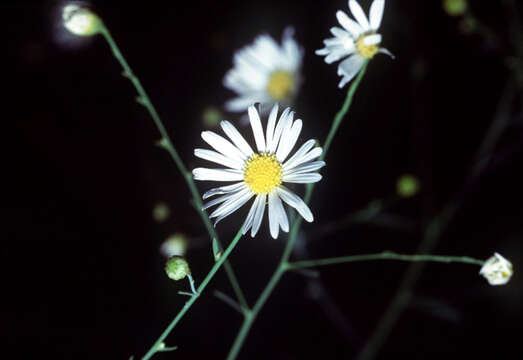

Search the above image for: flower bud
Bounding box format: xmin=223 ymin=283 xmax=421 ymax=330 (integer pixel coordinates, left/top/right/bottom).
xmin=153 ymin=202 xmax=170 ymax=223
xmin=479 ymin=252 xmax=513 ymax=286
xmin=443 ymin=0 xmax=467 ymax=17
xmin=160 ymin=233 xmax=188 ymax=258
xmin=62 ymin=4 xmax=102 ymax=37
xmin=165 ymin=256 xmax=190 ymax=281
xmin=396 ymin=174 xmax=420 ymax=198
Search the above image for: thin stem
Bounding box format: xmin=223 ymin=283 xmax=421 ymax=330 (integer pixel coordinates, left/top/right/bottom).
xmin=142 ymin=229 xmax=244 ymax=360
xmin=226 ymin=63 xmax=370 ymax=360
xmin=214 ymin=290 xmax=246 ymax=315
xmin=357 ymin=69 xmax=516 ymax=360
xmin=288 ymin=251 xmax=484 ymax=271
xmin=187 ymin=274 xmax=198 ymax=295
xmin=321 ymin=60 xmax=369 ymax=159
xmin=99 ymin=24 xmax=248 ymax=310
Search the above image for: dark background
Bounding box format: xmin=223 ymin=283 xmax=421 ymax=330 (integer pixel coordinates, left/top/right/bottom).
xmin=4 ymin=0 xmax=522 ymax=359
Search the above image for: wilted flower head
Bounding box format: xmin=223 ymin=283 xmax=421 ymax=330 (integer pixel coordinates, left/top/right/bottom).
xmin=479 ymin=252 xmax=513 ymax=286
xmin=224 ymin=28 xmax=303 ymax=113
xmin=62 ymin=4 xmax=102 ymax=36
xmin=316 ymin=0 xmax=393 ymax=88
xmin=193 ymin=104 xmax=324 ymax=239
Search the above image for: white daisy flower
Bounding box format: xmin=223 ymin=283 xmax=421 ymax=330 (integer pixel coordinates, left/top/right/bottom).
xmin=316 ymin=0 xmax=393 ymax=88
xmin=479 ymin=252 xmax=514 ymax=286
xmin=223 ymin=28 xmax=304 ymax=114
xmin=193 ymin=104 xmax=324 ymax=239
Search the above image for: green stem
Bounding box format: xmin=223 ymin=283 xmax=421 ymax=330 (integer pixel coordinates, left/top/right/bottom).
xmin=99 ymin=25 xmax=248 ymax=310
xmin=356 ymin=66 xmax=516 ymax=360
xmin=226 ymin=62 xmax=370 ymax=360
xmin=321 ymin=60 xmax=369 ymax=159
xmin=287 ymin=251 xmax=484 ymax=270
xmin=142 ymin=229 xmax=244 ymax=360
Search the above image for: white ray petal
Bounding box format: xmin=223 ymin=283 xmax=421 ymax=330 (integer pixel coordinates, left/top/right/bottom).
xmin=282 ymin=139 xmax=317 ymax=170
xmin=369 ymin=0 xmax=385 ymax=30
xmin=336 ymin=10 xmax=363 ymax=38
xmin=325 ymin=47 xmax=353 ymax=64
xmin=269 ymin=108 xmax=292 ymax=154
xmin=268 ymin=191 xmax=280 ymax=239
xmin=194 ymin=149 xmax=243 ymax=170
xmin=241 ymin=196 xmax=258 ymax=234
xmin=203 ymin=191 xmax=239 ymax=211
xmin=276 ymin=119 xmax=302 ymax=162
xmin=337 ymin=54 xmax=365 ymax=88
xmin=201 ymin=131 xmax=246 ymax=163
xmin=283 ymin=173 xmax=323 ymax=184
xmin=265 ymin=103 xmax=279 ymax=151
xmin=349 ymin=0 xmax=371 ymax=30
xmin=330 ymin=26 xmax=351 ymax=39
xmin=224 ymin=95 xmax=260 ymax=112
xmin=274 ymin=192 xmax=289 ymax=232
xmin=210 ymin=188 xmax=253 ymax=223
xmin=284 ymin=146 xmax=323 ymax=171
xmin=277 ymin=186 xmax=313 ymax=222
xmin=203 ymin=182 xmax=246 ymax=200
xmin=363 ymin=34 xmax=382 ymax=46
xmin=379 ymin=47 xmax=395 ymax=59
xmin=220 ymin=120 xmax=254 ymax=158
xmin=248 ymin=106 xmax=266 ymax=152
xmin=283 ymin=160 xmax=326 ymax=176
xmin=251 ymin=193 xmax=266 ymax=237
xmin=193 ymin=168 xmax=244 ymax=181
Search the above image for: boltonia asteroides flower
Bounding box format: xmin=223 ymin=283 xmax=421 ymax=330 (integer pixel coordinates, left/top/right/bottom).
xmin=316 ymin=0 xmax=393 ymax=88
xmin=193 ymin=104 xmax=324 ymax=239
xmin=223 ymin=28 xmax=303 ymax=113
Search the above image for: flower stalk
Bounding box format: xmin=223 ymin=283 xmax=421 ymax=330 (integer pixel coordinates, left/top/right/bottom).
xmin=98 ymin=23 xmax=248 ymax=310
xmin=226 ymin=58 xmax=369 ymax=360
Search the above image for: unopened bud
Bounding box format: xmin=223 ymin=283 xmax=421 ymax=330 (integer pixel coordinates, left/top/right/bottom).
xmin=62 ymin=4 xmax=102 ymax=36
xmin=396 ymin=174 xmax=420 ymax=198
xmin=165 ymin=256 xmax=190 ymax=281
xmin=443 ymin=0 xmax=467 ymax=17
xmin=160 ymin=233 xmax=188 ymax=258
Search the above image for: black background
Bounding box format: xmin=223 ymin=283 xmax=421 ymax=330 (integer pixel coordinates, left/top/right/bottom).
xmin=4 ymin=0 xmax=522 ymax=359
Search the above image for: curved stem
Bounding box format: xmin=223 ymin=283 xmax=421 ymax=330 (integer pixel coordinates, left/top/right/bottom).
xmin=226 ymin=63 xmax=370 ymax=360
xmin=142 ymin=229 xmax=244 ymax=360
xmin=287 ymin=251 xmax=484 ymax=270
xmin=99 ymin=24 xmax=248 ymax=310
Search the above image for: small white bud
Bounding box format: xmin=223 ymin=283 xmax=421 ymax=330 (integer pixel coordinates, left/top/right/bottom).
xmin=479 ymin=252 xmax=514 ymax=286
xmin=62 ymin=4 xmax=102 ymax=36
xmin=160 ymin=233 xmax=188 ymax=258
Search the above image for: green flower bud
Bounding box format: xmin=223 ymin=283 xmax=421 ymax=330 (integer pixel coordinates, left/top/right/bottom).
xmin=202 ymin=107 xmax=222 ymax=128
xmin=165 ymin=256 xmax=191 ymax=281
xmin=443 ymin=0 xmax=467 ymax=17
xmin=153 ymin=202 xmax=170 ymax=223
xmin=397 ymin=174 xmax=420 ymax=198
xmin=62 ymin=4 xmax=102 ymax=37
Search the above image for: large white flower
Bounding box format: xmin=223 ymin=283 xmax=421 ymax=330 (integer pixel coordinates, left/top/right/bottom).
xmin=193 ymin=104 xmax=324 ymax=239
xmin=223 ymin=28 xmax=303 ymax=113
xmin=316 ymin=0 xmax=393 ymax=88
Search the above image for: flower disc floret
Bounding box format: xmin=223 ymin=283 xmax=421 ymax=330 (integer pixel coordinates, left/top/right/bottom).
xmin=356 ymin=35 xmax=378 ymax=58
xmin=266 ymin=71 xmax=295 ymax=101
xmin=243 ymin=153 xmax=283 ymax=194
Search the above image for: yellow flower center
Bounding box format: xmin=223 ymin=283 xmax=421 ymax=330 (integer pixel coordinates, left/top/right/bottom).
xmin=243 ymin=153 xmax=282 ymax=194
xmin=266 ymin=70 xmax=295 ymax=101
xmin=356 ymin=35 xmax=379 ymax=59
